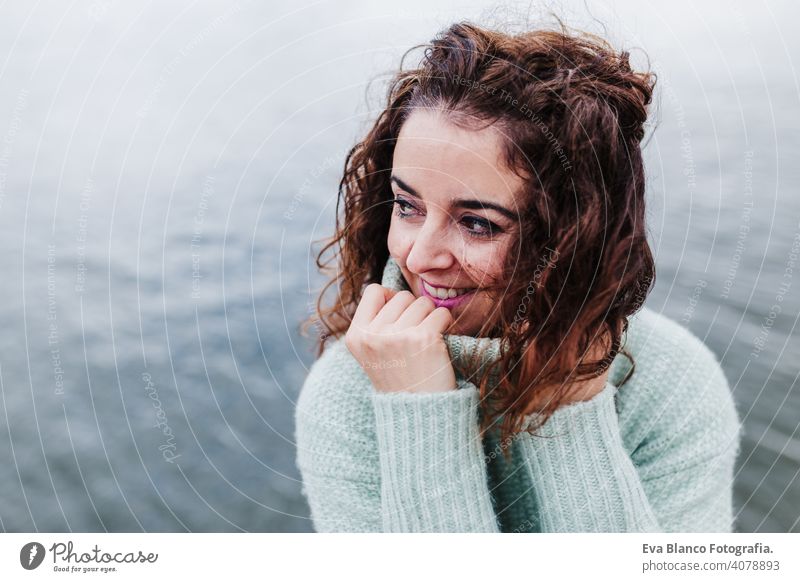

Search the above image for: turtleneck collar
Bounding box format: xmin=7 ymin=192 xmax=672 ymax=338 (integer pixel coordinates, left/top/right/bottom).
xmin=380 ymin=256 xmax=505 ymax=385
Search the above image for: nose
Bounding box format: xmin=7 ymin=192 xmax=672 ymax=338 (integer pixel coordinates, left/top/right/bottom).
xmin=404 ymin=214 xmax=456 ymax=274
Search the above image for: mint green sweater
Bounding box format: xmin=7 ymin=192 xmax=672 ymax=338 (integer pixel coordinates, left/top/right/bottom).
xmin=295 ymin=257 xmax=742 ymax=532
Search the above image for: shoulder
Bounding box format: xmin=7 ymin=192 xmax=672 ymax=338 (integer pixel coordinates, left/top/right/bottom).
xmin=612 ymin=307 xmax=741 ymax=462
xmin=623 ymin=307 xmax=729 ymax=389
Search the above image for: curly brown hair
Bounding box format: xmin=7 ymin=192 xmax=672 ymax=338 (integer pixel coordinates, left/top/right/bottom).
xmin=302 ymin=20 xmax=656 ymax=453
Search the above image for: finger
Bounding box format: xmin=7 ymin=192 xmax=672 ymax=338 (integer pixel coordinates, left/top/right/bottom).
xmin=351 ymin=284 xmax=392 ymax=330
xmin=371 ymin=290 xmax=416 ymax=326
xmin=395 ymin=295 xmax=437 ymax=327
xmin=420 ymin=306 xmax=454 ymax=335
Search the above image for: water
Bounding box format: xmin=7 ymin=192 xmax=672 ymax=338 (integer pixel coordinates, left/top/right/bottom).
xmin=0 ymin=0 xmax=797 ymax=532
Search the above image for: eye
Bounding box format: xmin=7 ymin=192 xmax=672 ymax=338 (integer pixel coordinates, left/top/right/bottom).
xmin=461 ymin=215 xmax=500 ymax=238
xmin=392 ymin=196 xmax=418 ymax=218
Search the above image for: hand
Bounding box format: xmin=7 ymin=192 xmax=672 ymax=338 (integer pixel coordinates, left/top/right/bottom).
xmin=345 ymin=283 xmax=457 ymax=394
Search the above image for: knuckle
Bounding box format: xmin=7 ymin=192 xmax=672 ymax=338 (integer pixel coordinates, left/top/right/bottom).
xmin=397 ymin=290 xmax=415 ymax=302
xmin=412 ymin=327 xmax=438 ymax=345
xmin=362 ymin=283 xmax=382 ymax=301
xmin=431 ymin=305 xmax=450 ymax=319
xmin=417 ymin=295 xmax=436 ymax=309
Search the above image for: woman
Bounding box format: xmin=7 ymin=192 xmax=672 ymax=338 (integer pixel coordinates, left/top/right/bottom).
xmin=295 ymin=21 xmax=741 ymax=532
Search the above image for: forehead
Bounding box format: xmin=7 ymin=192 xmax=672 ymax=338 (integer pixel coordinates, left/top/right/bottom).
xmin=392 ymin=109 xmax=524 ymax=208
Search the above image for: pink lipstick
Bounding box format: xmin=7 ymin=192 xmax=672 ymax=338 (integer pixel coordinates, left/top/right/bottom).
xmin=419 ymin=280 xmax=477 ymax=309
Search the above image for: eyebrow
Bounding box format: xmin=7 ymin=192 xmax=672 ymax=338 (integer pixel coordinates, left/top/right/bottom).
xmin=390 ymin=175 xmax=518 ymax=221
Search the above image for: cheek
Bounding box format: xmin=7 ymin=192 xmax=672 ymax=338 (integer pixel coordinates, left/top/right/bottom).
xmin=462 ymin=244 xmax=508 ymax=286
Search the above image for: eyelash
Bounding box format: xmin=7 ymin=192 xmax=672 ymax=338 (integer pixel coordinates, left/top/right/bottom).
xmin=392 ymin=196 xmax=501 ymax=239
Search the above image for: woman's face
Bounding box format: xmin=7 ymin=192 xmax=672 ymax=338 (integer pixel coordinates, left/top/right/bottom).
xmin=387 ymin=108 xmax=526 ymax=336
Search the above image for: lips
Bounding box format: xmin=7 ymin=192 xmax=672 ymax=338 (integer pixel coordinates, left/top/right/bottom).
xmin=419 ymin=278 xmax=477 ymax=309
xmin=421 ymin=279 xmax=475 ymax=299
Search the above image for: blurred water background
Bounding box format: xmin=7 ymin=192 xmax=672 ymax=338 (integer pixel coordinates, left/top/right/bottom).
xmin=0 ymin=0 xmax=797 ymax=532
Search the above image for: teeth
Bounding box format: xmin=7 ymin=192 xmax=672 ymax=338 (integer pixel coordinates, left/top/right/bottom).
xmin=423 ymin=280 xmax=474 ymax=300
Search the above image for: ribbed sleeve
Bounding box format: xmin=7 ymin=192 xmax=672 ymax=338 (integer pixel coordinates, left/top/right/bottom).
xmin=517 ymin=381 xmax=661 ymax=532
xmin=371 ymin=380 xmax=501 ymax=532
xmin=294 ymin=342 xmax=383 ymax=532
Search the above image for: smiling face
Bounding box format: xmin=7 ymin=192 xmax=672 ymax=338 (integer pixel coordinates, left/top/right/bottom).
xmin=387 ymin=108 xmax=526 ymax=336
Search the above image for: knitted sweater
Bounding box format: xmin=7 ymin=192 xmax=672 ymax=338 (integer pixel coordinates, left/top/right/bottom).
xmin=295 ymin=257 xmax=742 ymax=532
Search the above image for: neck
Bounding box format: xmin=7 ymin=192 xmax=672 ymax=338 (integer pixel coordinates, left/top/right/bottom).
xmin=380 ymin=256 xmax=504 ymax=385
